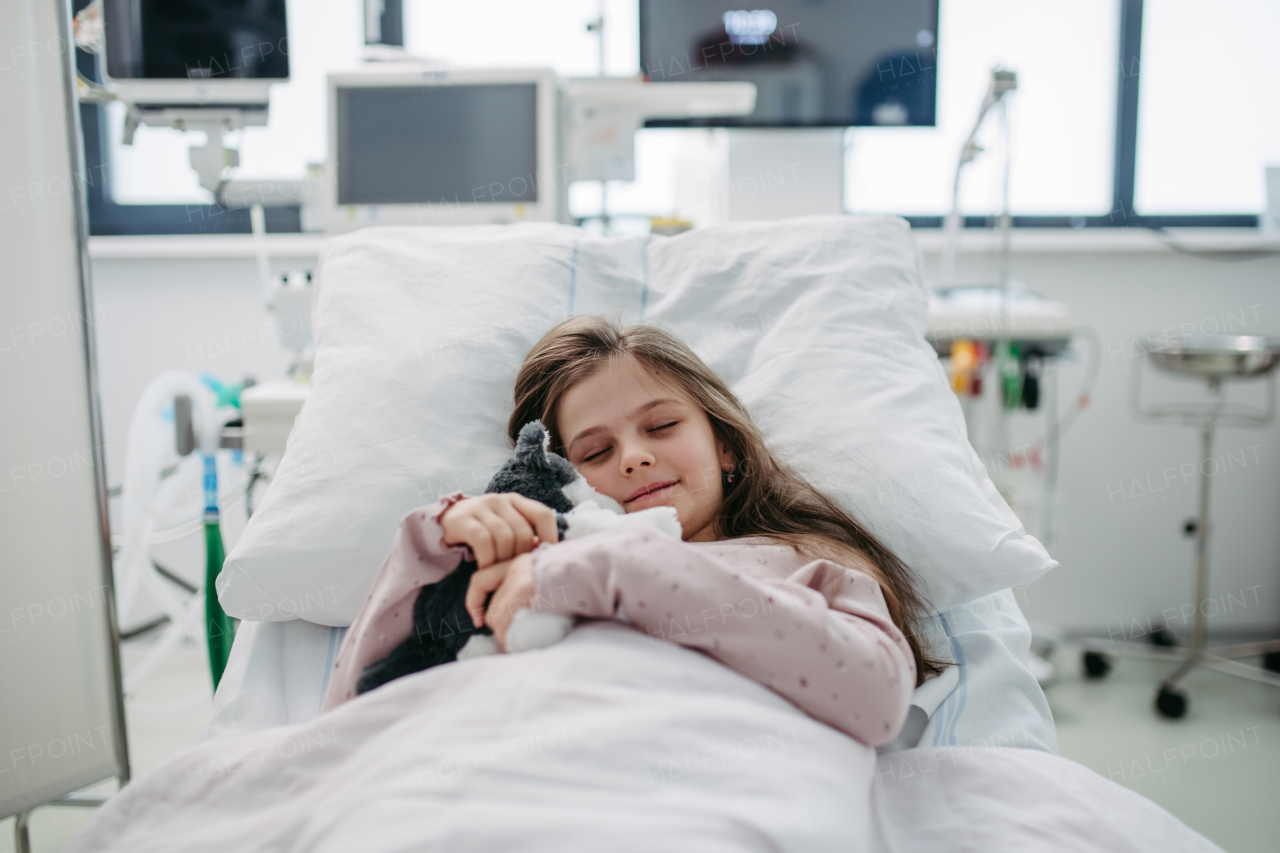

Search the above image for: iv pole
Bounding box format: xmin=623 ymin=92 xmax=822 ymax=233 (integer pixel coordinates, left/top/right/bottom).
xmin=940 ymin=67 xmax=1021 ymax=504
xmin=940 ymin=68 xmax=1018 ymax=288
xmin=586 ymin=0 xmax=610 ymax=233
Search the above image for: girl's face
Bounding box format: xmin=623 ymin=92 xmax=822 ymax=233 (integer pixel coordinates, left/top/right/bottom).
xmin=557 ymin=356 xmax=733 ymax=541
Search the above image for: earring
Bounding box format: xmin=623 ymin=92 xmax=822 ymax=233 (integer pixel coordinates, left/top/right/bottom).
xmin=721 ymin=469 xmax=735 ymax=486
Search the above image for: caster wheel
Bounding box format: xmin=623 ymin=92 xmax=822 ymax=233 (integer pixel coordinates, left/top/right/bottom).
xmin=1083 ymin=650 xmax=1111 ymax=679
xmin=1155 ymin=686 xmax=1187 ymax=719
xmin=1263 ymin=651 xmax=1280 ymax=673
xmin=1147 ymin=627 xmax=1178 ymax=647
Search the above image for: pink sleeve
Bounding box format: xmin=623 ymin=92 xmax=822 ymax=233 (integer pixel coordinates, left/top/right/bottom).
xmin=320 ymin=493 xmax=472 ymax=711
xmin=527 ymin=527 xmax=916 ymax=747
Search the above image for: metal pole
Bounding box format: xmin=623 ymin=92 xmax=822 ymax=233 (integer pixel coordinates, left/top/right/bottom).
xmin=13 ymin=792 xmax=114 ymax=852
xmin=1163 ymin=382 xmax=1218 ymax=688
xmin=1190 ymin=416 xmax=1214 ymax=658
xmin=59 ymin=0 xmax=132 ymax=785
xmin=15 ymin=811 xmax=31 ymax=853
xmin=1043 ymin=361 xmax=1059 ymax=544
xmin=589 ymin=1 xmax=608 ymax=234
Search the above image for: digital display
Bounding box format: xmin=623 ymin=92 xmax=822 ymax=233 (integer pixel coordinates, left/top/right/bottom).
xmin=337 ymin=84 xmax=539 ymax=206
xmin=640 ymin=0 xmax=938 ymax=126
xmin=105 ymin=0 xmax=289 ymax=80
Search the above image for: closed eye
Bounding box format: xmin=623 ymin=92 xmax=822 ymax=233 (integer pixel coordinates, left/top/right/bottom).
xmin=582 ymin=422 xmax=677 ymax=463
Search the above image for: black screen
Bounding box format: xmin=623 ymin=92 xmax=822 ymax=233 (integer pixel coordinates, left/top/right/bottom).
xmin=105 ymin=0 xmax=289 ymax=80
xmin=337 ymin=84 xmax=539 ymax=206
xmin=640 ymin=0 xmax=938 ymax=126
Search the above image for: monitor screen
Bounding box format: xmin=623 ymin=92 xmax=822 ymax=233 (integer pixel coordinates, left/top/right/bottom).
xmin=104 ymin=0 xmax=289 ymax=80
xmin=640 ymin=0 xmax=938 ymax=126
xmin=336 ymin=84 xmax=539 ymax=206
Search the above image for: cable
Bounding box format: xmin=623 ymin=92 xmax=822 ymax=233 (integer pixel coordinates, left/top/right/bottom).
xmin=110 ymin=491 xmax=247 ymax=551
xmin=995 ymin=326 xmax=1101 ymax=466
xmin=119 ymin=615 xmax=169 ymax=641
xmin=997 ymin=97 xmax=1013 ymax=295
xmin=244 ymin=452 xmax=271 ymax=518
xmin=1042 ymin=326 xmax=1101 ymax=451
xmin=108 ymin=464 xmax=178 ymax=498
xmin=76 ymin=72 xmax=116 ymax=104
xmin=151 ymin=560 xmax=198 ymax=594
xmin=941 ymin=68 xmax=1018 ymax=285
xmin=117 ymin=560 xmax=200 ymax=640
xmin=252 ymin=203 xmax=275 ymax=306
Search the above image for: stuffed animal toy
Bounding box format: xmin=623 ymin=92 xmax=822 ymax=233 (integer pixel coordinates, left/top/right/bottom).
xmin=356 ymin=420 xmax=682 ymax=695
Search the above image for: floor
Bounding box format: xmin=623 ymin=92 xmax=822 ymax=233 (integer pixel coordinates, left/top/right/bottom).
xmin=1045 ymin=641 xmax=1280 ymax=853
xmin=0 ymin=635 xmax=213 ymax=853
xmin=3 ymin=636 xmax=1278 ymax=852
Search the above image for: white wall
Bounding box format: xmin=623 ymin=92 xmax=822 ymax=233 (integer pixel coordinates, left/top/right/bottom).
xmin=90 ymin=239 xmax=315 ymax=615
xmin=916 ymin=232 xmax=1280 ymax=638
xmin=90 ymin=247 xmax=306 ymax=486
xmin=88 ymin=231 xmax=1280 ymax=637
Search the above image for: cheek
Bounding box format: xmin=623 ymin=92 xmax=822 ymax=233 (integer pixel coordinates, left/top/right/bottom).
xmin=579 ymin=467 xmax=616 ymax=497
xmin=667 ymin=440 xmax=722 ymax=497
xmin=670 ymin=434 xmax=719 ymax=475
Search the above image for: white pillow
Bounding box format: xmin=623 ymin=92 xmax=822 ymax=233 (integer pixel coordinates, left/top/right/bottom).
xmin=218 ymin=217 xmax=1055 ymax=626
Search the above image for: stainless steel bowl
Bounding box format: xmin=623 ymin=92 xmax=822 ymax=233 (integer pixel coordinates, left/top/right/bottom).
xmin=1149 ymin=335 xmax=1280 ymax=378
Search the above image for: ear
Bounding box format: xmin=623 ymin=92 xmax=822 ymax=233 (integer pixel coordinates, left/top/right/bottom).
xmin=716 ymin=437 xmax=735 ymax=471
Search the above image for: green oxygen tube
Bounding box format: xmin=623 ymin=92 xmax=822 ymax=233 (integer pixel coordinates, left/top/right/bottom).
xmin=996 ymin=341 xmax=1024 ymax=410
xmin=202 ymin=451 xmax=235 ymax=687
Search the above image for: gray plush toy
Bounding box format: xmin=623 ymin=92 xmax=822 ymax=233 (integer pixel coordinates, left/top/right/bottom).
xmin=356 ymin=420 xmax=681 ymax=695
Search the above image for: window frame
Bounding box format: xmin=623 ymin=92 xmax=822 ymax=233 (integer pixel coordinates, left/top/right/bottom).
xmin=79 ymin=0 xmax=1258 ymax=235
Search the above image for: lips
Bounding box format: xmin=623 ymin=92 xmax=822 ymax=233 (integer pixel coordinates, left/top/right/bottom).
xmin=625 ymin=480 xmax=679 ymax=504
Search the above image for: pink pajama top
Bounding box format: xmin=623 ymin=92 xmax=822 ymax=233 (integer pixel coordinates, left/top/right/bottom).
xmin=321 ymin=493 xmax=916 ymax=748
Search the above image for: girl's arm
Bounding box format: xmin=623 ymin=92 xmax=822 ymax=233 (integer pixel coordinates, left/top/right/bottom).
xmin=321 ymin=493 xmax=472 ymax=711
xmin=527 ymin=527 xmax=916 ymax=747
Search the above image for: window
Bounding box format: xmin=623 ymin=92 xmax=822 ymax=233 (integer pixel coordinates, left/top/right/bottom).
xmin=104 ymin=0 xmax=365 ymax=205
xmin=844 ymin=0 xmax=1119 ymax=217
xmin=83 ymin=0 xmax=1265 ymax=233
xmin=1134 ymin=0 xmax=1280 ymax=215
xmin=406 ymin=0 xmax=637 ymax=77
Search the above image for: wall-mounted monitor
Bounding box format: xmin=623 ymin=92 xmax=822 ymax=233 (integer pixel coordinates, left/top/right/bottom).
xmin=103 ymin=0 xmax=289 ymax=107
xmin=639 ymin=0 xmax=938 ymax=127
xmin=325 ymin=66 xmax=566 ymax=232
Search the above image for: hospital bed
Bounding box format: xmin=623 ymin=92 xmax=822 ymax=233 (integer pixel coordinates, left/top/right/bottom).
xmin=67 ymin=216 xmax=1219 ymax=853
xmin=204 ymin=588 xmax=1055 ymax=756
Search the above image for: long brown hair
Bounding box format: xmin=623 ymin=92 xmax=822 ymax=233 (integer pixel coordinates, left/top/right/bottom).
xmin=509 ymin=315 xmax=944 ymax=686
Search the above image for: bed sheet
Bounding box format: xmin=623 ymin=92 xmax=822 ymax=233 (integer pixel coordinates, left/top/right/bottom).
xmin=203 ymin=618 xmax=346 ymax=740
xmin=83 ymin=621 xmax=1218 ymax=853
xmin=203 ymin=586 xmax=1056 ymax=758
xmin=914 ymin=587 xmax=1057 ymax=753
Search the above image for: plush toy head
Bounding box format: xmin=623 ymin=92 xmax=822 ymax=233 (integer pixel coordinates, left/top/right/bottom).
xmin=485 ymin=420 xmax=577 ymax=515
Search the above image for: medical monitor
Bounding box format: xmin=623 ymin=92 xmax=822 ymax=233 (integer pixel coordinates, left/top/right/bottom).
xmin=102 ymin=0 xmax=288 ymax=107
xmin=639 ymin=0 xmax=938 ymax=127
xmin=325 ymin=66 xmax=565 ymax=232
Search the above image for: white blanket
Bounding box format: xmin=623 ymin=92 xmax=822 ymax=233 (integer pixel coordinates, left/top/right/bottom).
xmin=69 ymin=623 xmax=1218 ymax=853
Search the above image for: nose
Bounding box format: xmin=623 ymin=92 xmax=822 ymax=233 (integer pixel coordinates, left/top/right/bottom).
xmin=619 ymin=440 xmax=655 ymax=475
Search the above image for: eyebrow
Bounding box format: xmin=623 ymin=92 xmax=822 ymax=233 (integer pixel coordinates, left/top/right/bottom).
xmin=565 ymin=397 xmax=683 ymax=455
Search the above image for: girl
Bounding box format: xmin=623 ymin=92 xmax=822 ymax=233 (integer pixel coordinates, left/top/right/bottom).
xmin=324 ymin=316 xmax=941 ymax=746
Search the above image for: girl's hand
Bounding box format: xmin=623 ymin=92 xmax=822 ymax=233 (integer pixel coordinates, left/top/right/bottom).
xmin=440 ymin=493 xmax=559 ymax=568
xmin=465 ymin=552 xmax=536 ymax=650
